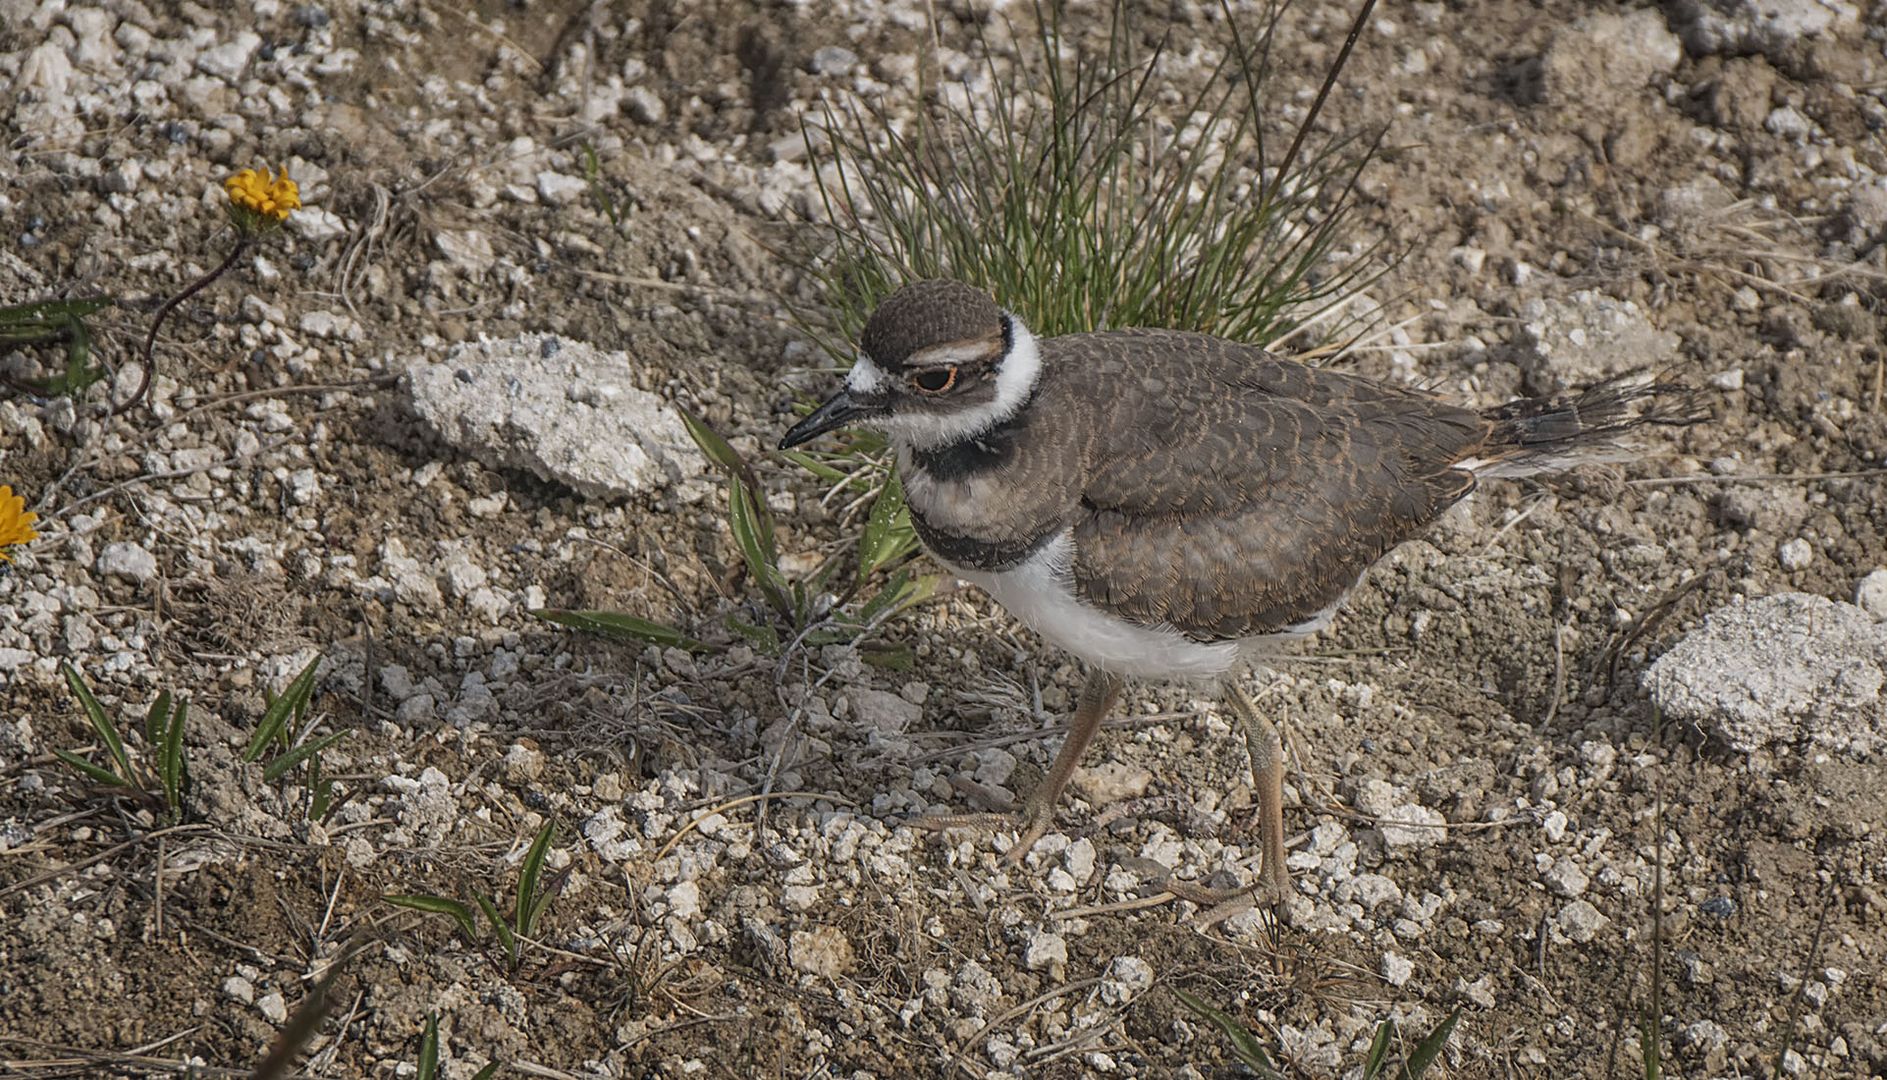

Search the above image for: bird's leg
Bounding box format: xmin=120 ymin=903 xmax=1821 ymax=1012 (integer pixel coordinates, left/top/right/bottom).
xmin=1221 ymin=676 xmax=1291 ymax=903
xmin=915 ymin=669 xmax=1124 ymax=865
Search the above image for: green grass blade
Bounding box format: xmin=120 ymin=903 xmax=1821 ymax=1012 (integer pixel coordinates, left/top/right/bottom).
xmin=385 ymin=895 xmax=481 ymax=942
xmin=515 ymin=820 xmax=556 ymax=937
xmin=60 ymin=662 xmax=132 ymax=782
xmin=471 ymin=1064 xmax=499 ymax=1080
xmin=1362 ymin=1018 xmax=1395 ymax=1079
xmin=529 ymin=608 xmax=702 ymax=651
xmin=476 ymin=894 xmax=518 ymax=968
xmin=1402 ymin=1009 xmax=1460 ymax=1079
xmin=1173 ymin=988 xmax=1278 ymax=1077
xmin=1640 ymin=1008 xmax=1663 ymax=1080
xmin=855 ymin=473 xmax=916 ymax=582
xmin=677 ymin=407 xmax=746 ymax=476
xmin=264 ymin=729 xmax=349 ymax=783
xmin=244 ymin=656 xmax=322 ymax=762
xmin=417 ymin=1012 xmax=440 ymax=1080
xmin=53 ymin=748 xmax=130 ymax=786
xmin=161 ymin=697 xmax=188 ymax=819
xmin=144 ymin=690 xmax=173 ymax=746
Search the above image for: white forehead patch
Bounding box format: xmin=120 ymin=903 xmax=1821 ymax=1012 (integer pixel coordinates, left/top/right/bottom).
xmin=846 ymin=354 xmax=888 ymax=395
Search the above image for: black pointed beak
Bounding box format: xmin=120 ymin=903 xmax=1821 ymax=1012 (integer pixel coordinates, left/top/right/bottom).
xmin=779 ymin=389 xmax=880 ymax=450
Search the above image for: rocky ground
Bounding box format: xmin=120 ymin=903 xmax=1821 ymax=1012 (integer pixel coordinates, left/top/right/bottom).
xmin=2 ymin=1 xmax=1885 ymax=1077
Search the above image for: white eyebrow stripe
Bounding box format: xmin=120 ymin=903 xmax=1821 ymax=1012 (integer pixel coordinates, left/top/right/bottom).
xmin=907 ymin=340 xmax=1002 ymax=368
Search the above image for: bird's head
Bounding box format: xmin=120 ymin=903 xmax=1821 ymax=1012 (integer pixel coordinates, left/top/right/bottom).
xmin=779 ymin=279 xmax=1042 ymax=452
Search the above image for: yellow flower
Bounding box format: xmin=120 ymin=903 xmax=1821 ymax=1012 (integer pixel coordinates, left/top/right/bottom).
xmin=0 ymin=485 xmax=38 ymax=562
xmin=224 ymin=165 xmax=301 ymax=228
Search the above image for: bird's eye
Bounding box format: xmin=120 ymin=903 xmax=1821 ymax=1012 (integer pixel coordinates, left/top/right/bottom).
xmin=911 ymin=366 xmax=958 ymax=394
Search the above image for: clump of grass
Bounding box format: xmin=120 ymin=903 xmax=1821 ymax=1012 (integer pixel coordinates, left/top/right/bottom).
xmin=386 ymin=819 xmax=560 ymax=975
xmin=0 ymin=297 xmax=115 ymax=399
xmin=54 ymin=661 xmax=191 ymax=822
xmin=242 ymin=654 xmax=351 ymax=823
xmin=800 ymin=0 xmax=1387 ymax=352
xmin=1175 ymin=987 xmax=1458 ymax=1078
xmin=534 ymin=411 xmax=932 ymax=664
xmin=55 ymin=655 xmax=350 ymax=826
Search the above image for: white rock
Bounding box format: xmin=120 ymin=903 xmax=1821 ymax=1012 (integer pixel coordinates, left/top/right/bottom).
xmin=1378 ymin=803 xmax=1447 ymax=849
xmin=1542 ymin=809 xmax=1569 ymax=842
xmin=847 ymin=687 xmax=920 ymax=733
xmin=1852 ymin=570 xmax=1887 ymax=620
xmin=1543 ymin=856 xmax=1590 ymax=898
xmin=666 ymin=880 xmax=701 ymax=921
xmin=1071 ymin=759 xmax=1152 ymax=805
xmin=96 ymin=542 xmax=158 ymax=585
xmin=1381 ymin=952 xmax=1415 ymax=987
xmin=1644 ymin=593 xmax=1887 ymax=754
xmin=255 ymin=990 xmax=288 ymax=1024
xmin=196 ymin=31 xmax=262 ymax=81
xmin=221 ymin=975 xmax=256 ymax=1004
xmin=287 ymin=206 xmax=347 ymax=243
xmin=1674 ymin=0 xmax=1856 ymax=60
xmin=625 ymin=86 xmax=665 ymax=123
xmin=1099 ymin=955 xmax=1153 ymax=1005
xmin=1553 ymin=899 xmax=1610 ymax=944
xmin=536 ymin=170 xmax=587 ymax=206
xmin=788 ymin=926 xmax=853 ymax=978
xmin=1516 ymin=292 xmax=1678 ymax=391
xmin=1777 ymin=538 xmax=1814 ymax=572
xmin=404 ymin=334 xmax=707 ymax=501
xmin=1023 ymin=930 xmax=1068 ymax=977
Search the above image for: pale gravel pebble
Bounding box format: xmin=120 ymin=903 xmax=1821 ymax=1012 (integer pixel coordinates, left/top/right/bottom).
xmin=1381 ymin=951 xmax=1415 ymax=987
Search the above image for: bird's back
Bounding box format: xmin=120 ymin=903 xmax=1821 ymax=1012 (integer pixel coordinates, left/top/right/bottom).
xmin=1043 ymin=329 xmax=1488 ymax=641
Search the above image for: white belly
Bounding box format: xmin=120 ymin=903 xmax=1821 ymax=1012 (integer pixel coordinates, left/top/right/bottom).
xmin=946 ymin=532 xmax=1245 ymax=680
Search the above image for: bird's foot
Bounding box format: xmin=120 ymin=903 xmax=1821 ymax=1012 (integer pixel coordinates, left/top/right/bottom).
xmin=910 ymin=804 xmax=1058 ymax=866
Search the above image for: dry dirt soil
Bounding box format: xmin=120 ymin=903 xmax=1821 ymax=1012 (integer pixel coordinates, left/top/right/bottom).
xmin=2 ymin=1 xmax=1885 ymax=1078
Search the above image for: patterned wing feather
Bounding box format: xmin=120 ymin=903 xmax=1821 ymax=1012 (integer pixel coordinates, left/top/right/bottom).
xmin=1059 ymin=330 xmax=1485 ymax=640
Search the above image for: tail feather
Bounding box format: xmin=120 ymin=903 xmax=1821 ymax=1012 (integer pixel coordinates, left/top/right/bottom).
xmin=1458 ymin=373 xmax=1706 ymax=479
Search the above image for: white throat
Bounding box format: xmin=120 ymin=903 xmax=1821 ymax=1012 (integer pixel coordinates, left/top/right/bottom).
xmin=850 ymin=315 xmax=1044 ymax=453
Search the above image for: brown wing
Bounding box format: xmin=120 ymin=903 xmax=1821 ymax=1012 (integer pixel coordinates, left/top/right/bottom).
xmin=1059 ymin=330 xmax=1486 ymax=640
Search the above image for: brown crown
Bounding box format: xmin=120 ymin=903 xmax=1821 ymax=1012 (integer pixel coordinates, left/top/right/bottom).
xmin=859 ymin=280 xmax=1003 ymax=369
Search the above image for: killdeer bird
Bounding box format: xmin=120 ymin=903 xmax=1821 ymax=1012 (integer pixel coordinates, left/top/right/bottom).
xmin=781 ymin=279 xmax=1697 ymax=895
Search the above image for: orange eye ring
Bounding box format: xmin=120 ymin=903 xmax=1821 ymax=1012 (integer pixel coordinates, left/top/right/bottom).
xmin=911 ymin=366 xmax=959 ymax=394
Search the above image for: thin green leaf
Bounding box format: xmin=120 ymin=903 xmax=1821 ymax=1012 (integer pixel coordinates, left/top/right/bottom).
xmin=161 ymin=697 xmax=188 ymax=819
xmin=860 ymin=645 xmax=916 ymax=671
xmin=1173 ymin=988 xmax=1278 ymax=1077
xmin=61 ymin=662 xmax=132 ymax=782
xmin=725 ymin=616 xmax=780 ymax=653
xmin=264 ymin=729 xmax=349 ymax=783
xmin=678 ymin=407 xmax=746 ymax=476
xmin=1402 ymin=1009 xmax=1460 ymax=1079
xmin=417 ymin=1012 xmax=440 ymax=1080
xmin=515 ymin=820 xmax=556 ymax=938
xmin=53 ymin=748 xmax=129 ymax=786
xmin=385 ymin=895 xmax=481 ymax=942
xmin=476 ymin=894 xmax=518 ymax=968
xmin=529 ymin=608 xmax=703 ymax=651
xmin=779 ymin=450 xmax=849 ymax=482
xmin=1362 ymin=1018 xmax=1395 ymax=1079
xmin=855 ymin=474 xmax=916 ymax=581
xmin=472 ymin=1065 xmax=500 ymax=1080
xmin=244 ymin=656 xmax=322 ymax=762
xmin=1639 ymin=1008 xmax=1662 ymax=1080
xmin=145 ymin=690 xmax=173 ymax=746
